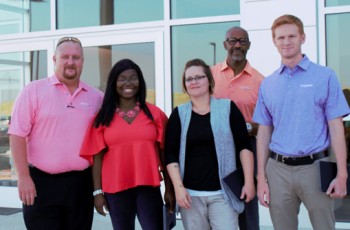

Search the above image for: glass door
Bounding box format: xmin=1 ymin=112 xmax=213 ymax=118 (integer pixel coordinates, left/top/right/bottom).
xmin=80 ymin=31 xmax=165 ymax=108
xmin=0 ymin=31 xmax=165 ymax=208
xmin=0 ymin=40 xmax=52 ymax=208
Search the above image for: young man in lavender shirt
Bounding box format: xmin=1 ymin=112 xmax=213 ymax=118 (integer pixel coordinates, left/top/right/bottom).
xmin=253 ymin=14 xmax=349 ymax=230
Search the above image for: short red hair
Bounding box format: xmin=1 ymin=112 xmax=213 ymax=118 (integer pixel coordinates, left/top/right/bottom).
xmin=271 ymin=14 xmax=304 ymax=38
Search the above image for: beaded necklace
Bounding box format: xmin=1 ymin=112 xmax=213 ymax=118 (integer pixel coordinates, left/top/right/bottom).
xmin=115 ymin=102 xmax=140 ymax=118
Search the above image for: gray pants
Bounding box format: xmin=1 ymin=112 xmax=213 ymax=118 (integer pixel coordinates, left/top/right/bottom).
xmin=266 ymin=158 xmax=335 ymax=230
xmin=180 ymin=194 xmax=238 ymax=230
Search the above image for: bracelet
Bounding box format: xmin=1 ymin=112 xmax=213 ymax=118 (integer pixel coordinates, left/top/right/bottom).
xmin=93 ymin=189 xmax=104 ymax=197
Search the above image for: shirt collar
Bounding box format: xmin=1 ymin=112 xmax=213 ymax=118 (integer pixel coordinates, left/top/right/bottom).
xmin=223 ymin=60 xmax=253 ymax=77
xmin=278 ymin=54 xmax=311 ymax=74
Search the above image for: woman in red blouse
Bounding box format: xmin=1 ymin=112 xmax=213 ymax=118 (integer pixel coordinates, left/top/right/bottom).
xmin=80 ymin=59 xmax=174 ymax=230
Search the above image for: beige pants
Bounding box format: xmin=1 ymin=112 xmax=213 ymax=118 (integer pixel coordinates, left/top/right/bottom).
xmin=180 ymin=194 xmax=238 ymax=230
xmin=266 ymin=158 xmax=335 ymax=230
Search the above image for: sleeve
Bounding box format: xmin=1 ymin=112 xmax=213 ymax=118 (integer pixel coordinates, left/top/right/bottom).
xmin=164 ymin=107 xmax=182 ymax=165
xmin=252 ymin=81 xmax=273 ymax=126
xmin=230 ymin=101 xmax=252 ymax=167
xmin=325 ymin=70 xmax=350 ymax=120
xmin=8 ymin=85 xmax=36 ymax=137
xmin=154 ymin=107 xmax=168 ymax=149
xmin=79 ymin=121 xmax=107 ymax=164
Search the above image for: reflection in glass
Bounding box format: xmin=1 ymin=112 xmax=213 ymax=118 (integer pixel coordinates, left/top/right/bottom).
xmin=326 ymin=13 xmax=350 ymax=222
xmin=171 ymin=22 xmax=239 ymax=107
xmin=0 ymin=50 xmax=47 ymax=186
xmin=325 ymin=13 xmax=350 ymax=89
xmin=334 ymin=197 xmax=350 ymax=222
xmin=0 ymin=0 xmax=50 ymax=35
xmin=81 ymin=43 xmax=156 ymax=103
xmin=171 ymin=0 xmax=239 ymax=19
xmin=325 ymin=0 xmax=350 ymax=7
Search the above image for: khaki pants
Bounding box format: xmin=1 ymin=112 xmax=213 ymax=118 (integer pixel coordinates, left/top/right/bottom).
xmin=266 ymin=158 xmax=335 ymax=230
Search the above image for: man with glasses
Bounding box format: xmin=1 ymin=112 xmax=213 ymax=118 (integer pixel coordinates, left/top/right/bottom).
xmin=8 ymin=36 xmax=103 ymax=229
xmin=211 ymin=26 xmax=263 ymax=230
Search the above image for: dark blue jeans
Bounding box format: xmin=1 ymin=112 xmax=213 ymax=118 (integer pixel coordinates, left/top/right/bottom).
xmin=105 ymin=186 xmax=163 ymax=230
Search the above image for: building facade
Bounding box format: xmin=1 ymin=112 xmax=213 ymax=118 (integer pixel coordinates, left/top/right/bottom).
xmin=0 ymin=0 xmax=349 ymax=228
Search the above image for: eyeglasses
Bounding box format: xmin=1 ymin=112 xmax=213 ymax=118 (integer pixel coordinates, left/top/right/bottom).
xmin=56 ymin=37 xmax=82 ymax=48
xmin=117 ymin=77 xmax=139 ymax=84
xmin=185 ymin=75 xmax=206 ymax=83
xmin=225 ymin=37 xmax=249 ymax=46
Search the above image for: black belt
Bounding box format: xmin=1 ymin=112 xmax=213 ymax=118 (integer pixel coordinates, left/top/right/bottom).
xmin=270 ymin=150 xmax=328 ymax=166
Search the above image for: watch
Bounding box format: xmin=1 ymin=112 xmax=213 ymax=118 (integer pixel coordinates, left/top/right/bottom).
xmin=246 ymin=122 xmax=252 ymax=133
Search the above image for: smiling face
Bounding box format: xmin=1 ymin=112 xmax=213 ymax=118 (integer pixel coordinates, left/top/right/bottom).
xmin=184 ymin=65 xmax=210 ymax=98
xmin=116 ymin=69 xmax=140 ymax=103
xmin=224 ymin=27 xmax=251 ymax=64
xmin=273 ymin=23 xmax=305 ymax=66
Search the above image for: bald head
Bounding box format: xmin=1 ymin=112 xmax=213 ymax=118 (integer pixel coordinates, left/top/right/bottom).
xmin=225 ymin=27 xmax=249 ymax=40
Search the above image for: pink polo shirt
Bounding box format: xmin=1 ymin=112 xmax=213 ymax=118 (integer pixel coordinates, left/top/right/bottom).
xmin=8 ymin=75 xmax=103 ymax=174
xmin=211 ymin=61 xmax=264 ymax=122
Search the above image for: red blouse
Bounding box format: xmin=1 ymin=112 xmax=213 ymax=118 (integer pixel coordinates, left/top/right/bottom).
xmin=80 ymin=103 xmax=168 ymax=193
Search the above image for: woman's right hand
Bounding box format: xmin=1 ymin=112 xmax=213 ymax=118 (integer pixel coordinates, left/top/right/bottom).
xmin=94 ymin=194 xmax=108 ymax=216
xmin=175 ymin=185 xmax=192 ymax=209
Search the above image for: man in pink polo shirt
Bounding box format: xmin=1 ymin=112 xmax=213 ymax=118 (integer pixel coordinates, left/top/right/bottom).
xmin=211 ymin=27 xmax=264 ymax=230
xmin=8 ymin=37 xmax=103 ymax=230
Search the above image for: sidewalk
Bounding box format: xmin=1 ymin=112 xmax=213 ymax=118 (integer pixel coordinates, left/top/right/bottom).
xmin=0 ymin=212 xmax=186 ymax=230
xmin=0 ymin=211 xmax=301 ymax=230
xmin=1 ymin=206 xmax=349 ymax=230
xmin=2 ymin=211 xmax=350 ymax=230
xmin=0 ymin=211 xmax=279 ymax=230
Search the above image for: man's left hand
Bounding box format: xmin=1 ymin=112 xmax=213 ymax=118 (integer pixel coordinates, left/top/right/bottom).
xmin=327 ymin=176 xmax=347 ymax=198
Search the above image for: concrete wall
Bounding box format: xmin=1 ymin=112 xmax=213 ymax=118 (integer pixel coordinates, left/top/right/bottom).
xmin=241 ymin=0 xmax=317 ymax=77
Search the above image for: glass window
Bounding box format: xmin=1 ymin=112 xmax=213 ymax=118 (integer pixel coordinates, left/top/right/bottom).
xmin=0 ymin=0 xmax=50 ymax=35
xmin=57 ymin=0 xmax=163 ymax=29
xmin=171 ymin=0 xmax=239 ymax=19
xmin=326 ymin=13 xmax=350 ymax=222
xmin=171 ymin=22 xmax=239 ymax=107
xmin=0 ymin=50 xmax=47 ymax=186
xmin=325 ymin=0 xmax=350 ymax=7
xmin=81 ymin=43 xmax=156 ymax=103
xmin=57 ymin=0 xmax=100 ymax=29
xmin=325 ymin=13 xmax=350 ymax=89
xmin=335 ymin=197 xmax=350 ymax=222
xmin=114 ymin=0 xmax=163 ymax=23
xmin=30 ymin=1 xmax=50 ymax=31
